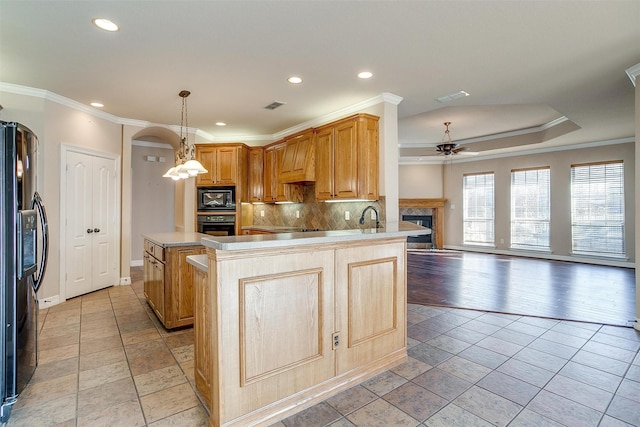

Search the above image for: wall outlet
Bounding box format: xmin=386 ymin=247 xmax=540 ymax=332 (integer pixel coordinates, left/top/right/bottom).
xmin=500 ymin=238 xmax=505 ymax=244
xmin=296 ymin=210 xmax=300 ymax=219
xmin=345 ymin=211 xmax=350 ymax=220
xmin=260 ymin=210 xmax=265 ymax=217
xmin=450 ymin=204 xmax=455 ymax=209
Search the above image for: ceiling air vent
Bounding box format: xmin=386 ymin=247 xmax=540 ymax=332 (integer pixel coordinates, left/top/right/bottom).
xmin=264 ymin=101 xmax=286 ymax=110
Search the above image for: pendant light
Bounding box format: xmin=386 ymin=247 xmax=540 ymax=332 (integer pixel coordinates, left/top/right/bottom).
xmin=163 ymin=90 xmax=208 ymax=180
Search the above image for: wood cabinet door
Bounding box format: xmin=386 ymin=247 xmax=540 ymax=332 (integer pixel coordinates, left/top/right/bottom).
xmin=195 ymin=146 xmax=216 ymax=186
xmin=143 ymin=253 xmax=152 ymax=299
xmin=263 ymin=147 xmax=276 ymax=202
xmin=314 ymin=127 xmax=334 ymax=200
xmin=214 ymin=249 xmax=335 ymax=422
xmin=248 ymin=148 xmax=264 ymax=202
xmin=215 ymin=146 xmax=237 ymax=185
xmin=168 ymin=246 xmax=205 ymax=327
xmin=194 ymin=266 xmax=212 ymax=409
xmin=151 ymin=259 xmax=165 ymax=322
xmin=274 ymin=144 xmax=288 ymax=201
xmin=334 ymin=241 xmax=406 ymax=374
xmin=333 ymin=120 xmax=359 ymax=199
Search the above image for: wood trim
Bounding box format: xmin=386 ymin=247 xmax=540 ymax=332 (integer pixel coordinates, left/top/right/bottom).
xmin=399 ymin=198 xmax=447 ymax=249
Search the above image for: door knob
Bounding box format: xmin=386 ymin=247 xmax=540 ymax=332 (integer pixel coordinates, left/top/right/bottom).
xmin=87 ymin=229 xmax=93 ymax=233
xmin=94 ymin=228 xmax=100 ymax=233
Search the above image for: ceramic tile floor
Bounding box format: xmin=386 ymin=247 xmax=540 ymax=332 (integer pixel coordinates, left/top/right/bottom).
xmin=4 ymin=272 xmax=640 ymax=426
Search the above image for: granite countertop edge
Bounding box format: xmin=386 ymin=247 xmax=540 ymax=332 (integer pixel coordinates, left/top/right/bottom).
xmin=204 ymin=221 xmax=430 ymax=251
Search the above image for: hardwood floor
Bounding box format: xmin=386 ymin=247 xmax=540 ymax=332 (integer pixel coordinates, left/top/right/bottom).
xmin=407 ymin=250 xmax=636 ymax=327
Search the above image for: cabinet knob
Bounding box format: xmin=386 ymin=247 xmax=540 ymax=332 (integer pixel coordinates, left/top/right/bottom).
xmin=87 ymin=229 xmax=93 ymax=234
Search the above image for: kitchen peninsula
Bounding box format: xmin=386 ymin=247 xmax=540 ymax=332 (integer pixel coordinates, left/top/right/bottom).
xmin=189 ymin=222 xmax=430 ymax=427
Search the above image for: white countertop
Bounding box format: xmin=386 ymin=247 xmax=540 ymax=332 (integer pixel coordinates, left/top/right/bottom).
xmin=202 ymin=221 xmax=430 ymax=251
xmin=186 ymin=254 xmax=208 ymax=273
xmin=143 ymin=232 xmax=209 ymax=247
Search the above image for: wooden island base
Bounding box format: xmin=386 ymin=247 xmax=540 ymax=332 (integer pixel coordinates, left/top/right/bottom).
xmin=189 ymin=225 xmax=430 ymax=427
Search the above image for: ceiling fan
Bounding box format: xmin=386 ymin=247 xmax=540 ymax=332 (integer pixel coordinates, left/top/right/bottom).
xmin=435 ymin=122 xmax=477 ymax=156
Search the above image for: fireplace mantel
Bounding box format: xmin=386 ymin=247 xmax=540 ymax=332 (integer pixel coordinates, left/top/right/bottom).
xmin=399 ymin=198 xmax=447 ymax=249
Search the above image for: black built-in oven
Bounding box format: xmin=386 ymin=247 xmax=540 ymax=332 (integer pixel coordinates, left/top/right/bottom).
xmin=197 ymin=214 xmax=236 ymax=236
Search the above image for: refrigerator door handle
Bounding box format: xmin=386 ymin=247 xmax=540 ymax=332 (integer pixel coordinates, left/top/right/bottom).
xmin=30 ymin=192 xmax=48 ymax=293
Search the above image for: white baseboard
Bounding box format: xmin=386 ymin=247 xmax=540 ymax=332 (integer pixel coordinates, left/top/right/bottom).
xmin=443 ymin=245 xmax=635 ymax=268
xmin=39 ymin=295 xmax=61 ymax=309
xmin=130 ymin=259 xmax=143 ymax=267
xmin=119 ymin=277 xmax=132 ymax=285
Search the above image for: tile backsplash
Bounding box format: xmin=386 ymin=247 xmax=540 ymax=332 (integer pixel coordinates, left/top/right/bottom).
xmin=250 ymin=186 xmax=385 ymax=230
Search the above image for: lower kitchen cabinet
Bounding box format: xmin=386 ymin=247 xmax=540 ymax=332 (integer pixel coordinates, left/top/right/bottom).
xmin=196 ymin=237 xmax=407 ymax=426
xmin=143 ymin=238 xmax=205 ymax=329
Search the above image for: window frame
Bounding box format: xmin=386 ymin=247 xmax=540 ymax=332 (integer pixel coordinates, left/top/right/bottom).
xmin=510 ymin=166 xmax=551 ymax=251
xmin=570 ymin=160 xmax=625 ymax=258
xmin=463 ymin=171 xmax=495 ymax=246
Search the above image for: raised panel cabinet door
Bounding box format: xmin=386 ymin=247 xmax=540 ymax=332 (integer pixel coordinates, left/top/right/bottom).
xmin=274 ymin=144 xmax=288 ymax=201
xmin=213 ymin=249 xmax=335 ymax=422
xmin=143 ymin=253 xmax=152 ymax=299
xmin=333 ymin=120 xmax=359 ymax=199
xmin=195 ymin=146 xmax=216 ymax=185
xmin=172 ymin=246 xmax=205 ymax=326
xmin=194 ymin=266 xmax=212 ymax=409
xmin=314 ymin=127 xmax=335 ymax=200
xmin=334 ymin=240 xmax=406 ymax=374
xmin=248 ymin=148 xmax=264 ymax=202
xmin=263 ymin=147 xmax=276 ymax=201
xmin=215 ymin=146 xmax=237 ymax=185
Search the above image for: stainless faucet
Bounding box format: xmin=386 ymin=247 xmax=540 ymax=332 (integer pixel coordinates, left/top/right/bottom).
xmin=359 ymin=206 xmax=380 ymax=228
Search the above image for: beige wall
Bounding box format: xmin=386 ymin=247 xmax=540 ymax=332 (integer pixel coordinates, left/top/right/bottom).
xmin=130 ymin=144 xmax=175 ymax=263
xmin=398 ymin=164 xmax=443 ymax=198
xmin=440 ymin=142 xmax=635 ymax=264
xmin=634 ymin=74 xmax=639 ymax=329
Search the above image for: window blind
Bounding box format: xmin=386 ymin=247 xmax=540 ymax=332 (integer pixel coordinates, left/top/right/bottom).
xmin=510 ymin=167 xmax=550 ymax=250
xmin=463 ymin=172 xmax=494 ymax=245
xmin=570 ymin=161 xmax=625 ymax=257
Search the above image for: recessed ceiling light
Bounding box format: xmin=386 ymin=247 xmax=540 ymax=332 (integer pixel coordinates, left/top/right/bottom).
xmin=358 ymin=71 xmax=373 ymax=79
xmin=287 ymin=76 xmax=303 ymax=84
xmin=92 ymin=18 xmax=119 ymax=32
xmin=215 ymin=122 xmax=226 ymax=126
xmin=90 ymin=102 xmax=104 ymax=108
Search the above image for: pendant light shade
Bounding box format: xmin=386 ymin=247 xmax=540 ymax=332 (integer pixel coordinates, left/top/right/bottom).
xmin=163 ymin=90 xmax=208 ymax=179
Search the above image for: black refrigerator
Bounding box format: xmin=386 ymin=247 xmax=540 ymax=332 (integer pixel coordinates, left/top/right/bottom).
xmin=0 ymin=121 xmax=48 ymax=422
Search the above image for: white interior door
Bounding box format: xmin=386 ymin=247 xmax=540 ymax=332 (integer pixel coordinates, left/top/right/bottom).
xmin=65 ymin=150 xmax=118 ymax=299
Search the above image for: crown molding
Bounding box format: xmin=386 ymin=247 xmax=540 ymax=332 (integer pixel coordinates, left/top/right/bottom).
xmin=398 ymin=116 xmax=571 ymax=148
xmin=272 ymin=92 xmax=403 ymax=140
xmin=1 ymin=82 xmax=399 ymax=144
xmin=626 ymin=63 xmax=640 ymax=87
xmin=399 ymin=136 xmax=634 ymax=165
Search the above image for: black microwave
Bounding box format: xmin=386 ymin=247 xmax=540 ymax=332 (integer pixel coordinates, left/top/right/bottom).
xmin=197 ymin=187 xmax=235 ymax=211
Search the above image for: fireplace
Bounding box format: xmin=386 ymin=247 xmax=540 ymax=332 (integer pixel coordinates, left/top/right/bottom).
xmin=399 ymin=198 xmax=446 ymax=249
xmin=402 ymin=215 xmax=433 ymax=245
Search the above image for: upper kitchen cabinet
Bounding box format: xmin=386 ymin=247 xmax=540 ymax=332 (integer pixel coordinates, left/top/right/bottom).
xmin=248 ymin=147 xmax=264 ymax=202
xmin=315 ymin=114 xmax=379 ymax=201
xmin=264 ymin=143 xmax=303 ymax=203
xmin=279 ymin=129 xmax=315 ymax=183
xmin=195 ymin=144 xmax=248 ymax=187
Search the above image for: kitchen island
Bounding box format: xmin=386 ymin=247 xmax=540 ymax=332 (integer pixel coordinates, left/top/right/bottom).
xmin=142 ymin=232 xmax=208 ymax=329
xmin=190 ymin=222 xmax=430 ymax=427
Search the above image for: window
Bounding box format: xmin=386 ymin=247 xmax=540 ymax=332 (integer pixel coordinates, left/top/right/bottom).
xmin=510 ymin=167 xmax=550 ymax=250
xmin=571 ymin=161 xmax=625 ymax=257
xmin=463 ymin=172 xmax=494 ymax=245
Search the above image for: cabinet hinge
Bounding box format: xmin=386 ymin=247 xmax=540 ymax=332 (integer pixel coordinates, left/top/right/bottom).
xmin=332 ymin=332 xmax=340 ymax=350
